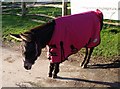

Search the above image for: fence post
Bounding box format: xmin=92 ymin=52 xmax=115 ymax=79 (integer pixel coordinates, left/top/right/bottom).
xmin=21 ymin=2 xmax=26 ymax=16
xmin=11 ymin=1 xmax=15 ymax=15
xmin=62 ymin=0 xmax=67 ymax=16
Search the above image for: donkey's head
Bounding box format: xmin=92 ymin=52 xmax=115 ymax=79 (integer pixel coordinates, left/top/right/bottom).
xmin=10 ymin=32 xmax=42 ymax=70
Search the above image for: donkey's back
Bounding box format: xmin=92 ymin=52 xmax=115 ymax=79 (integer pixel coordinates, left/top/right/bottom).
xmin=48 ymin=10 xmax=103 ymax=63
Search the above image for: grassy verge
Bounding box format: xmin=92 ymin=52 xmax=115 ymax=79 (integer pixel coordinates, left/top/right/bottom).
xmin=2 ymin=6 xmax=119 ymax=58
xmin=93 ymin=25 xmax=119 ymax=57
xmin=2 ymin=15 xmax=41 ymax=40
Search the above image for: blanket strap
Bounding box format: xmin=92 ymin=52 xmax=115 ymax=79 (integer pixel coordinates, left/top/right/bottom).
xmin=70 ymin=45 xmax=78 ymax=54
xmin=60 ymin=41 xmax=65 ymax=62
xmin=49 ymin=45 xmax=57 ymax=56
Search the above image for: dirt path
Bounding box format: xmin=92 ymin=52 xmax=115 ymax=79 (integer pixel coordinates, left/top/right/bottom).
xmin=1 ymin=44 xmax=120 ymax=87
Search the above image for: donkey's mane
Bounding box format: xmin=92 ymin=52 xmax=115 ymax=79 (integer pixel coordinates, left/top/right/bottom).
xmin=29 ymin=21 xmax=54 ymax=33
xmin=27 ymin=20 xmax=55 ymax=48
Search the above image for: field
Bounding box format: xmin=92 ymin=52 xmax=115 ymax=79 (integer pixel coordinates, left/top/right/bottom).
xmin=2 ymin=5 xmax=120 ymax=58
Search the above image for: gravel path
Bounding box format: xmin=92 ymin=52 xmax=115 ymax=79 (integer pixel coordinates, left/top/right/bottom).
xmin=1 ymin=45 xmax=120 ymax=87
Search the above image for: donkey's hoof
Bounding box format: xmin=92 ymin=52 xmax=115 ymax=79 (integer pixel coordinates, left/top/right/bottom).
xmin=80 ymin=63 xmax=83 ymax=67
xmin=48 ymin=75 xmax=52 ymax=77
xmin=48 ymin=73 xmax=52 ymax=77
xmin=81 ymin=65 xmax=87 ymax=69
xmin=53 ymin=75 xmax=57 ymax=78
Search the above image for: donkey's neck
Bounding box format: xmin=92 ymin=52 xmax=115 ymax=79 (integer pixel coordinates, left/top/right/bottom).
xmin=31 ymin=20 xmax=55 ymax=48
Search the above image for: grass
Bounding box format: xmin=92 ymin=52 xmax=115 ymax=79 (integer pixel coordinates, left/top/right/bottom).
xmin=28 ymin=7 xmax=62 ymax=17
xmin=93 ymin=25 xmax=120 ymax=57
xmin=2 ymin=15 xmax=41 ymax=40
xmin=27 ymin=6 xmax=71 ymax=17
xmin=2 ymin=6 xmax=119 ymax=58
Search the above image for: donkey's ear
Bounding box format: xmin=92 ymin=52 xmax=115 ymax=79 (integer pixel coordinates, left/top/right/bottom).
xmin=10 ymin=33 xmax=31 ymax=42
xmin=20 ymin=33 xmax=31 ymax=42
xmin=10 ymin=34 xmax=23 ymax=41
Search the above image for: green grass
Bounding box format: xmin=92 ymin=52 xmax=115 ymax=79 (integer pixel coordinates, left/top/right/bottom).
xmin=2 ymin=6 xmax=119 ymax=57
xmin=28 ymin=7 xmax=62 ymax=17
xmin=93 ymin=26 xmax=120 ymax=57
xmin=2 ymin=15 xmax=41 ymax=40
xmin=28 ymin=6 xmax=71 ymax=17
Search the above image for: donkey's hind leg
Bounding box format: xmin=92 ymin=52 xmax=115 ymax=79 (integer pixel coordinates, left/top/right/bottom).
xmin=80 ymin=47 xmax=88 ymax=67
xmin=82 ymin=47 xmax=94 ymax=68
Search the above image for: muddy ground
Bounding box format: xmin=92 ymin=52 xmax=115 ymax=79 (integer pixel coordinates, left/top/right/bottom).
xmin=1 ymin=42 xmax=120 ymax=88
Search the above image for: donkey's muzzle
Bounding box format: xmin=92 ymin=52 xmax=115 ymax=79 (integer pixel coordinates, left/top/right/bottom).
xmin=24 ymin=65 xmax=31 ymax=70
xmin=24 ymin=62 xmax=32 ymax=70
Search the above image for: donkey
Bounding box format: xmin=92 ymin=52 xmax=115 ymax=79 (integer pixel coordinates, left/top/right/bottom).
xmin=10 ymin=9 xmax=103 ymax=78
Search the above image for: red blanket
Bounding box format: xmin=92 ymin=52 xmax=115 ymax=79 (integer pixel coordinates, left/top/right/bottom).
xmin=47 ymin=9 xmax=103 ymax=63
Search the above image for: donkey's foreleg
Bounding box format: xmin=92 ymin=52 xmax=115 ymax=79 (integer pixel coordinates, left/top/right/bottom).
xmin=82 ymin=47 xmax=94 ymax=68
xmin=48 ymin=63 xmax=54 ymax=77
xmin=80 ymin=47 xmax=88 ymax=68
xmin=53 ymin=63 xmax=60 ymax=78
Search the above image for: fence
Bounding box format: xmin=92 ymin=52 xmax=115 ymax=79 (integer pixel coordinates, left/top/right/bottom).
xmin=2 ymin=2 xmax=119 ymax=26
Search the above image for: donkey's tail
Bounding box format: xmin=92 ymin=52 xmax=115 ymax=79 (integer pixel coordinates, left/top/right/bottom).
xmin=96 ymin=9 xmax=103 ymax=31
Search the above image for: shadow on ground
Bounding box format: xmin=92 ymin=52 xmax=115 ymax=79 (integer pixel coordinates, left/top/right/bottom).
xmin=88 ymin=59 xmax=120 ymax=69
xmin=56 ymin=76 xmax=120 ymax=87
